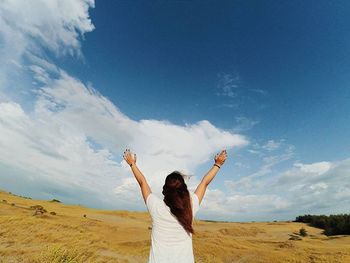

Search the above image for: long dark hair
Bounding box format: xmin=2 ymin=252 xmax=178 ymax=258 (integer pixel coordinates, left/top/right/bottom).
xmin=162 ymin=171 xmax=194 ymax=235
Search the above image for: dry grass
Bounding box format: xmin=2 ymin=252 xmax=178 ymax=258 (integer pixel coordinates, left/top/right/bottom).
xmin=1 ymin=189 xmax=349 ymax=263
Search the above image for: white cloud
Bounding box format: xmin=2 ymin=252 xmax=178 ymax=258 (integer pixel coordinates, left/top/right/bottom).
xmin=245 ymin=143 xmax=295 ymax=180
xmin=247 ymin=139 xmax=293 ymax=159
xmin=0 ymin=0 xmax=94 ymax=94
xmin=232 ymin=116 xmax=260 ymax=132
xmin=216 ymin=72 xmax=240 ymax=98
xmin=0 ymin=65 xmax=248 ymax=210
xmin=223 ymin=158 xmax=350 ymax=220
xmin=262 ymin=139 xmax=283 ymax=151
xmin=196 ymin=187 xmax=291 ymax=221
xmin=293 ymin=161 xmax=331 ymax=175
xmin=0 ymin=0 xmax=94 ymax=57
xmin=0 ymin=0 xmax=251 ymax=216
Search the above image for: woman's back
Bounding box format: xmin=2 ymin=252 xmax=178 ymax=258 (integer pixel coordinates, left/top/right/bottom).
xmin=146 ymin=192 xmax=200 ymax=263
xmin=123 ymin=149 xmax=227 ymax=262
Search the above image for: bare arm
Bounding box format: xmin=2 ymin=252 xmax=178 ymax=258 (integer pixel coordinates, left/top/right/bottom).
xmin=123 ymin=149 xmax=151 ymax=204
xmin=195 ymin=150 xmax=227 ymax=205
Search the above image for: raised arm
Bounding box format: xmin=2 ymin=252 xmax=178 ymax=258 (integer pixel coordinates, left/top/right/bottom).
xmin=123 ymin=149 xmax=151 ymax=204
xmin=195 ymin=150 xmax=227 ymax=205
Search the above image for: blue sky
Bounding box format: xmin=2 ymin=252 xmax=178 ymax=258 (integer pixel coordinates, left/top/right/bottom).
xmin=0 ymin=0 xmax=349 ymax=221
xmin=69 ymin=0 xmax=350 ymax=161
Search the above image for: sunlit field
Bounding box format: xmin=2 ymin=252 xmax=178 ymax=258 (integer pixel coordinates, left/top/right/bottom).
xmin=1 ymin=189 xmax=349 ymax=263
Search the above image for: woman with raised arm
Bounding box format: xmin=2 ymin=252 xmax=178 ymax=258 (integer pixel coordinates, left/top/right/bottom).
xmin=123 ymin=148 xmax=228 ymax=263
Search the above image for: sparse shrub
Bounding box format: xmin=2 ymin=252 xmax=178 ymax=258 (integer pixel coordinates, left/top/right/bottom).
xmin=2 ymin=199 xmax=7 ymax=203
xmin=50 ymin=211 xmax=57 ymax=215
xmin=83 ymin=214 xmax=87 ymax=218
xmin=11 ymin=203 xmax=15 ymax=206
xmin=31 ymin=205 xmax=47 ymax=216
xmin=279 ymin=241 xmax=294 ymax=248
xmin=148 ymin=226 xmax=152 ymax=230
xmin=30 ymin=205 xmax=44 ymax=210
xmin=289 ymin=234 xmax=302 ymax=241
xmin=17 ymin=194 xmax=32 ymax=199
xmin=51 ymin=199 xmax=61 ymax=203
xmin=37 ymin=245 xmax=90 ymax=262
xmin=33 ymin=210 xmax=44 ymax=216
xmin=299 ymin=227 xmax=308 ymax=237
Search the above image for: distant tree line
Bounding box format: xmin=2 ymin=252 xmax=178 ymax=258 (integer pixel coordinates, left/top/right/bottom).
xmin=295 ymin=214 xmax=350 ymax=236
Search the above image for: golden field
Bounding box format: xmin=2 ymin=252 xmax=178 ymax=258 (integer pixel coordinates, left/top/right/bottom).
xmin=0 ymin=189 xmax=349 ymax=263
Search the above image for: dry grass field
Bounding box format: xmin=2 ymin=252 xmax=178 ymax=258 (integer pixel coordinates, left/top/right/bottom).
xmin=0 ymin=189 xmax=349 ymax=263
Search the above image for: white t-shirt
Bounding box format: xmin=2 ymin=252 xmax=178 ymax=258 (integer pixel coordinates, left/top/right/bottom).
xmin=146 ymin=191 xmax=200 ymax=263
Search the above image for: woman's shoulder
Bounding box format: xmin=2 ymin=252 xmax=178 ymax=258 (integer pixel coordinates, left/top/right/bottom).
xmin=147 ymin=192 xmax=163 ymax=202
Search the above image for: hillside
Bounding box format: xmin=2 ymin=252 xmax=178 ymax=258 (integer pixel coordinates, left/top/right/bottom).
xmin=0 ymin=189 xmax=349 ymax=263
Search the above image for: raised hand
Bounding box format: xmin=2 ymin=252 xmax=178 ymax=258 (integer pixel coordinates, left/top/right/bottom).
xmin=123 ymin=149 xmax=151 ymax=203
xmin=123 ymin=148 xmax=136 ymax=166
xmin=214 ymin=150 xmax=227 ymax=167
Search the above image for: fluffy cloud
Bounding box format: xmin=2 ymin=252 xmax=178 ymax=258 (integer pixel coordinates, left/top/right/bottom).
xmin=0 ymin=0 xmax=250 ymax=216
xmin=0 ymin=64 xmax=248 ymax=210
xmin=197 ymin=188 xmax=290 ymax=221
xmin=293 ymin=161 xmax=331 ymax=175
xmin=0 ymin=0 xmax=94 ymax=95
xmin=0 ymin=0 xmax=94 ymax=57
xmin=262 ymin=139 xmax=283 ymax=151
xmin=223 ymin=158 xmax=350 ymax=220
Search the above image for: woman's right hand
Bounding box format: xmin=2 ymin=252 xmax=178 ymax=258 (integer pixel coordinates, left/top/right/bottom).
xmin=123 ymin=149 xmax=136 ymax=166
xmin=214 ymin=150 xmax=227 ymax=166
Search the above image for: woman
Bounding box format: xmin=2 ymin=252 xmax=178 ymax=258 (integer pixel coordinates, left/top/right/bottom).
xmin=123 ymin=148 xmax=228 ymax=263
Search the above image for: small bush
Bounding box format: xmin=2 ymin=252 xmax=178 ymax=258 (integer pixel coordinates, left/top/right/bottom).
xmin=37 ymin=245 xmax=90 ymax=263
xmin=11 ymin=203 xmax=15 ymax=206
xmin=289 ymin=234 xmax=302 ymax=241
xmin=50 ymin=199 xmax=61 ymax=203
xmin=30 ymin=205 xmax=45 ymax=210
xmin=50 ymin=211 xmax=57 ymax=215
xmin=299 ymin=227 xmax=308 ymax=237
xmin=2 ymin=199 xmax=7 ymax=203
xmin=31 ymin=205 xmax=47 ymax=216
xmin=18 ymin=194 xmax=32 ymax=199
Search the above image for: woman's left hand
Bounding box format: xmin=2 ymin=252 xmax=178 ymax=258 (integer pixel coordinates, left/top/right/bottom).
xmin=123 ymin=149 xmax=136 ymax=166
